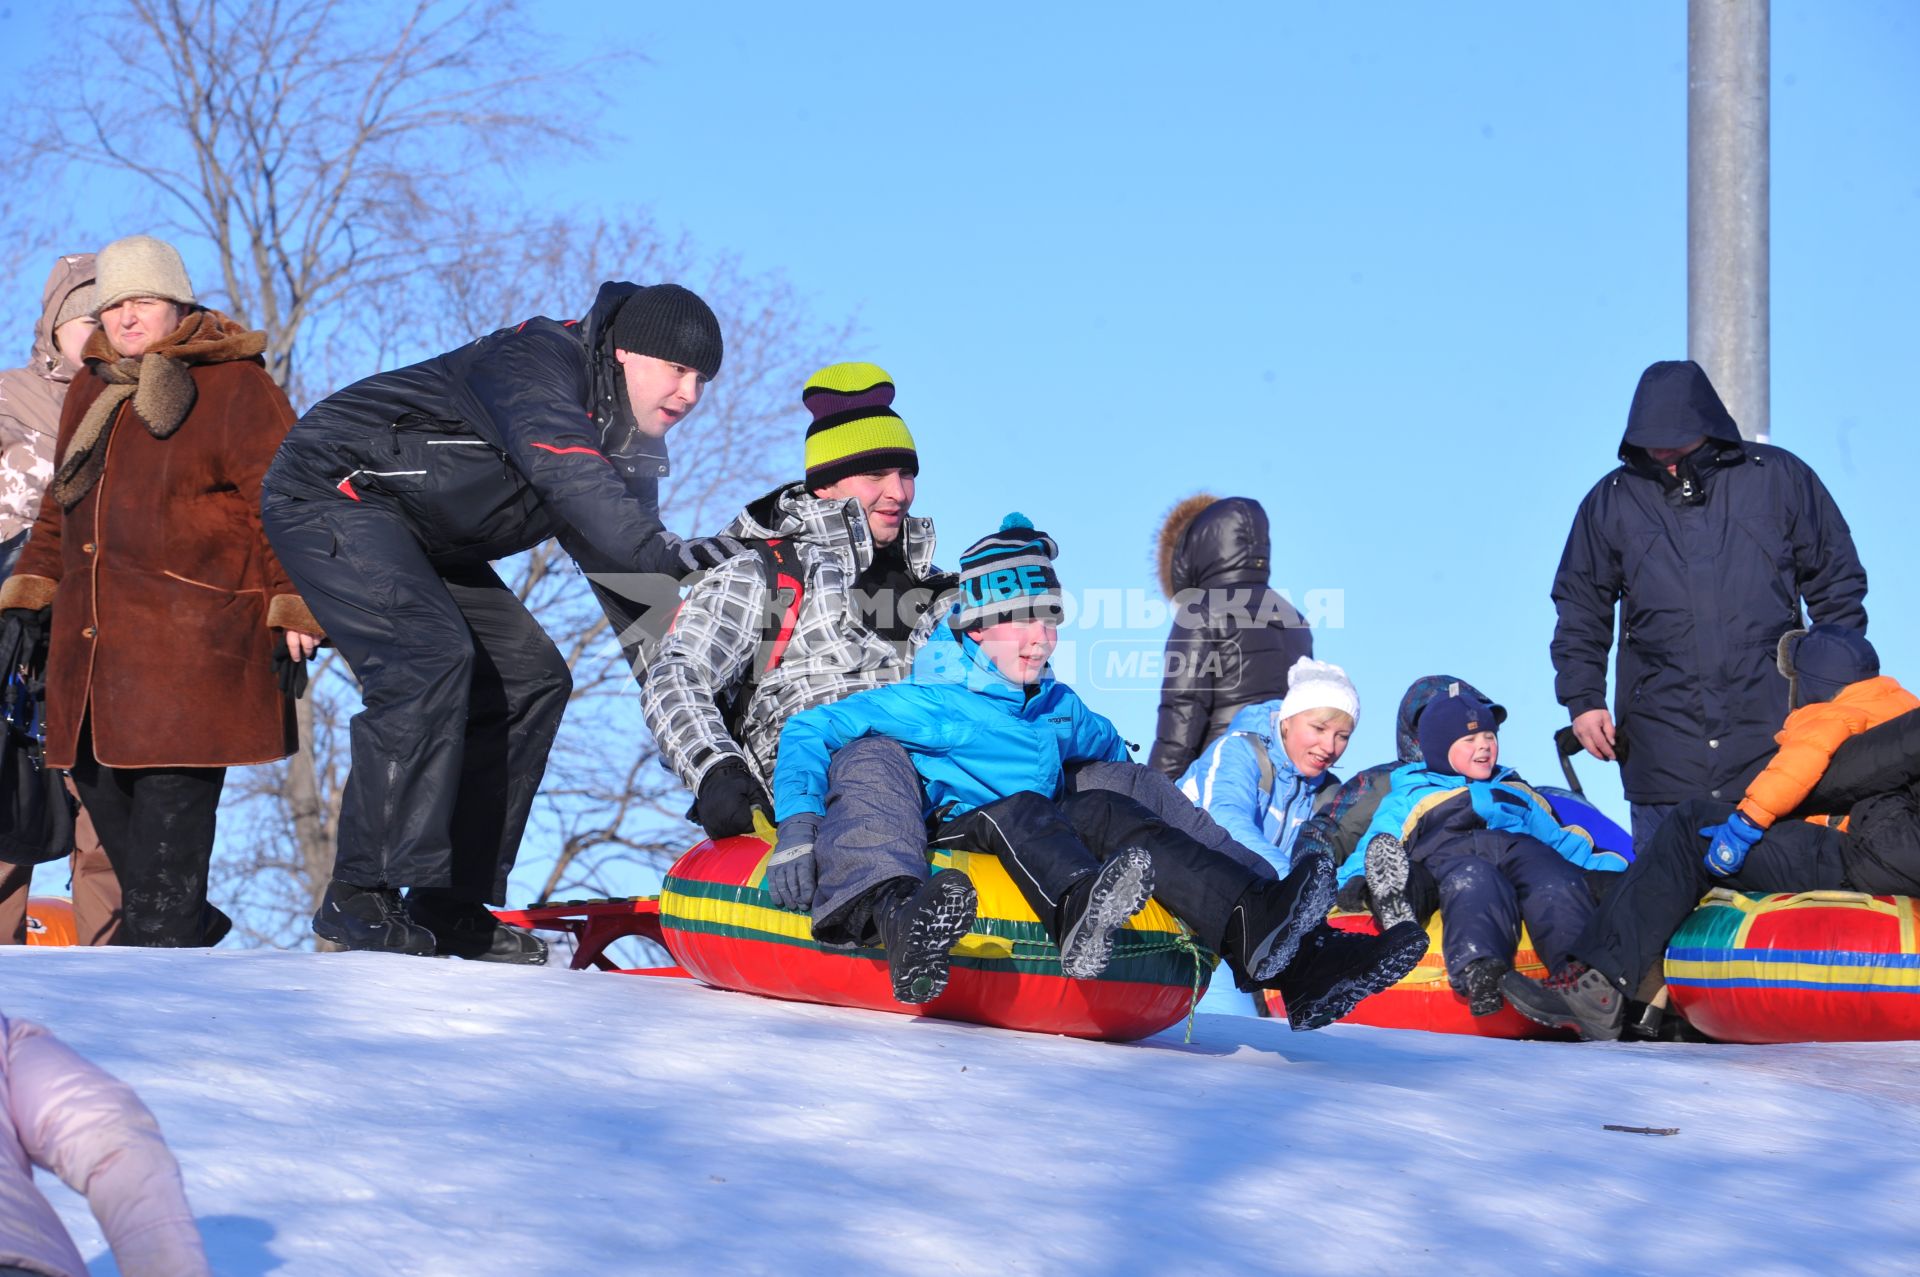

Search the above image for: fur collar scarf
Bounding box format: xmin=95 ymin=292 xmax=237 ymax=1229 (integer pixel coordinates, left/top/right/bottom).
xmin=53 ymin=309 xmax=267 ymax=510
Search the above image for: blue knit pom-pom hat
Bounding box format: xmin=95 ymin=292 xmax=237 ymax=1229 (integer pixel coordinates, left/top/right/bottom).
xmin=955 ymin=512 xmax=1064 ymax=630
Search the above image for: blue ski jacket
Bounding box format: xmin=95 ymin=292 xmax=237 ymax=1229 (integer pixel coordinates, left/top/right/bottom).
xmin=772 ymin=617 xmax=1128 ymax=822
xmin=1338 ymin=762 xmax=1628 ymax=886
xmin=1177 ymin=700 xmax=1335 ymax=876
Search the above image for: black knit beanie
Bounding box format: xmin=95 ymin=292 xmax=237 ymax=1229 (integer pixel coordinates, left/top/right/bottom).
xmin=611 ymin=284 xmax=724 ymax=381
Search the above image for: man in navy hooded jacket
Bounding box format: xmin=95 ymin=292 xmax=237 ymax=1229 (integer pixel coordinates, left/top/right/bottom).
xmin=1551 ymin=360 xmax=1867 ymax=847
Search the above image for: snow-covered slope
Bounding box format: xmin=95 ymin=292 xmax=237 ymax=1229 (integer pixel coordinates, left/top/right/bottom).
xmin=3 ymin=947 xmax=1914 ymax=1276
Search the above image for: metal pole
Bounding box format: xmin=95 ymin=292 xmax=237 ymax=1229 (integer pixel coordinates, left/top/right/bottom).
xmin=1688 ymin=0 xmax=1770 ymax=442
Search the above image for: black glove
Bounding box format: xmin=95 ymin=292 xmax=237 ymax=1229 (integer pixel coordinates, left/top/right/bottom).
xmin=692 ymin=758 xmax=772 ymax=841
xmin=272 ymin=643 xmax=310 ymax=700
xmin=675 ymin=534 xmax=749 ymax=574
xmin=0 ymin=607 xmax=51 ymax=682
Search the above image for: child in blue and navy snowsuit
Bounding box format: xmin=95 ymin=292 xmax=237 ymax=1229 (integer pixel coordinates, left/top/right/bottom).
xmin=771 ymin=515 xmax=1426 ymax=1025
xmin=1339 ymin=684 xmax=1628 ymax=1016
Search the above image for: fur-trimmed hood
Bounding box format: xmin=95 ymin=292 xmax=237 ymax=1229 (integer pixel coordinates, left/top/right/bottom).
xmin=1157 ymin=494 xmax=1270 ymax=598
xmin=1154 ymin=492 xmax=1217 ymax=598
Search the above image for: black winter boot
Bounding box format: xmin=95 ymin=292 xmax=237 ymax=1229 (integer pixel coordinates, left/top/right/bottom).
xmin=313 ymin=880 xmax=437 ymax=956
xmin=1057 ymin=847 xmax=1154 ymax=980
xmin=1269 ymin=921 xmax=1429 ymax=1031
xmin=878 ymin=869 xmax=978 ymax=1004
xmin=201 ymin=902 xmax=233 ymax=948
xmin=1364 ymin=834 xmax=1415 ymax=930
xmin=406 ymin=891 xmax=549 ymax=965
xmin=1456 ymin=956 xmax=1511 ymax=1017
xmin=1221 ymin=852 xmax=1335 ymax=984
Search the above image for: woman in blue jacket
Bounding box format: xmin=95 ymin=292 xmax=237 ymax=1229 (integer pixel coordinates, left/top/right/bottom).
xmin=1178 ymin=657 xmax=1356 ymax=876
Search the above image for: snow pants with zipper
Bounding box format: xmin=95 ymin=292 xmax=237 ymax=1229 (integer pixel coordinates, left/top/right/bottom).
xmin=260 ymin=491 xmax=570 ymax=903
xmin=1415 ymin=830 xmax=1596 ymax=983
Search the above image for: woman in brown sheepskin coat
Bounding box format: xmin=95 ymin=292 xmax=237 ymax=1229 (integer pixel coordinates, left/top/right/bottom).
xmin=1148 ymin=493 xmax=1314 ymax=779
xmin=0 ymin=235 xmax=320 ymax=947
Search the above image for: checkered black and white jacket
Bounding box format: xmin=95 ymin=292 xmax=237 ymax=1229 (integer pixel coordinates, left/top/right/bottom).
xmin=641 ymin=483 xmax=949 ymax=791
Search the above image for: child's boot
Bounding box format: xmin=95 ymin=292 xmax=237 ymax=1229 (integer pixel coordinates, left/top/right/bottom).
xmin=1455 ymin=956 xmax=1511 ymax=1017
xmin=1057 ymin=847 xmax=1154 ymax=979
xmin=1269 ymin=920 xmax=1429 ymax=1031
xmin=1221 ymin=852 xmax=1336 ymax=984
xmin=879 ymin=869 xmax=978 ymax=1005
xmin=1363 ymin=833 xmax=1415 ymax=929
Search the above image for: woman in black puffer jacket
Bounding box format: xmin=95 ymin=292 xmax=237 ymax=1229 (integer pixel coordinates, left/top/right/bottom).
xmin=1149 ymin=494 xmax=1313 ymax=778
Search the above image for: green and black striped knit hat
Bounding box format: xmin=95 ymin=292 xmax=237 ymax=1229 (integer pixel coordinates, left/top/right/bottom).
xmin=802 ymin=361 xmax=919 ymax=490
xmin=955 ymin=513 xmax=1064 ymax=630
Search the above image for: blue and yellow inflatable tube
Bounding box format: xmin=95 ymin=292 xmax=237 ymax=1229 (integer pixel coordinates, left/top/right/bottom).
xmin=657 ymin=836 xmax=1211 ymax=1042
xmin=1665 ymin=889 xmax=1920 ymax=1043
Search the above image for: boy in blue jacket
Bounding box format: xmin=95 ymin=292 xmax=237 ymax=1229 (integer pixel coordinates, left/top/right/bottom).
xmin=773 ymin=515 xmax=1427 ymax=1019
xmin=1340 ymin=684 xmax=1628 ymax=1016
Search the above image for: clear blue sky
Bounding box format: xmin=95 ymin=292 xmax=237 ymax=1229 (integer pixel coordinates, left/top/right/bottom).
xmin=4 ymin=1 xmax=1916 ymax=839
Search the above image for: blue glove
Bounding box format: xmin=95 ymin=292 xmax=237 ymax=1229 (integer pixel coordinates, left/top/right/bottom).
xmin=765 ymin=812 xmax=820 ymax=912
xmin=1700 ymin=810 xmax=1764 ymax=877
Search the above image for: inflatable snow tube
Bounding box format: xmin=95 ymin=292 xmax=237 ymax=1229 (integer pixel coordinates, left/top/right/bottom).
xmin=23 ymin=897 xmax=76 ymax=947
xmin=1537 ymin=789 xmax=1635 ymax=862
xmin=1260 ymin=910 xmax=1569 ymax=1038
xmin=1664 ymin=889 xmax=1920 ymax=1044
xmin=658 ymin=836 xmax=1209 ymax=1041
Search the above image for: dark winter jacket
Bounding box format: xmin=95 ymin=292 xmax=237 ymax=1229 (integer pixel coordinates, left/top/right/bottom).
xmin=1149 ymin=496 xmax=1312 ymax=778
xmin=264 ymin=282 xmax=689 ymax=575
xmin=1294 ymin=675 xmax=1501 ymax=876
xmin=1550 ymin=361 xmax=1867 ymax=804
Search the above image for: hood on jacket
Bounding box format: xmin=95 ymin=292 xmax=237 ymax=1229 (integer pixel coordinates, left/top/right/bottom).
xmin=730 ymin=481 xmax=940 ymax=578
xmin=583 ymin=280 xmax=671 ymax=478
xmin=910 ymin=609 xmax=1050 ymax=703
xmin=28 ymin=253 xmax=96 ymax=383
xmin=1162 ymin=495 xmax=1270 ymax=597
xmin=1155 ymin=491 xmax=1217 ymax=598
xmin=1618 ymin=359 xmax=1743 ymax=461
xmin=1394 ymin=674 xmax=1506 ymax=763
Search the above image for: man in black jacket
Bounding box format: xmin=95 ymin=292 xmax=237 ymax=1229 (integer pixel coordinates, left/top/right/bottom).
xmin=1551 ymin=360 xmax=1867 ymax=848
xmin=262 ymin=281 xmax=739 ymax=958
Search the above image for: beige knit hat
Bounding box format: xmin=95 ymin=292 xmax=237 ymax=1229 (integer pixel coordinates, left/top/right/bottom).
xmin=92 ymin=235 xmax=196 ymax=312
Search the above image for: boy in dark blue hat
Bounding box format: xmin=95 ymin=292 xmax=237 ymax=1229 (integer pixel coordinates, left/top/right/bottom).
xmin=1506 ymin=626 xmax=1920 ymax=1039
xmin=1343 ymin=684 xmax=1629 ymax=1017
xmin=771 ymin=514 xmax=1428 ymax=1020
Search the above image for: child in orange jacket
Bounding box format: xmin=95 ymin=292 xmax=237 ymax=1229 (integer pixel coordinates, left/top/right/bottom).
xmin=1504 ymin=625 xmax=1920 ymax=1040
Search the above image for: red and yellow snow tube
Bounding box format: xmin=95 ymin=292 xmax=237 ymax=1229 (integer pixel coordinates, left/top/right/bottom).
xmin=658 ymin=836 xmax=1209 ymax=1041
xmin=23 ymin=897 xmax=76 ymax=947
xmin=1664 ymin=889 xmax=1920 ymax=1043
xmin=1261 ymin=910 xmax=1568 ymax=1038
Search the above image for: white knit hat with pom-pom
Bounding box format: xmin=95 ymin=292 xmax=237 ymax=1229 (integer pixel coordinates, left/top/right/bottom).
xmin=1278 ymin=656 xmax=1359 ymax=727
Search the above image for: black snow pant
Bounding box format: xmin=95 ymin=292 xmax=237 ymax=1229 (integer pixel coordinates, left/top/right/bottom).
xmin=1576 ymin=796 xmax=1920 ymax=994
xmin=1415 ymin=830 xmax=1595 ymax=983
xmin=260 ymin=492 xmax=571 ymax=902
xmin=808 ymin=746 xmax=1270 ymax=945
xmin=930 ymin=789 xmax=1261 ymax=952
xmin=69 ymin=718 xmax=225 ymax=948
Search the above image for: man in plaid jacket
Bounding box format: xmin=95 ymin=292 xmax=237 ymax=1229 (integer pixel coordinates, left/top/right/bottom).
xmin=641 ymin=363 xmax=954 ymax=942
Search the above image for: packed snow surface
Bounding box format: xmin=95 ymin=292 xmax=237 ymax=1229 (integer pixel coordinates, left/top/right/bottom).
xmin=3 ymin=947 xmax=1914 ymax=1275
